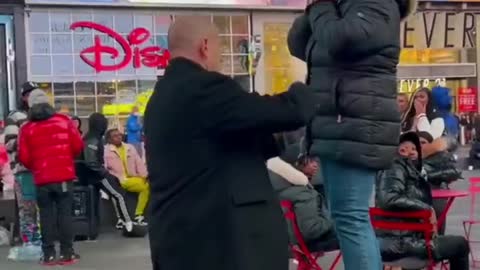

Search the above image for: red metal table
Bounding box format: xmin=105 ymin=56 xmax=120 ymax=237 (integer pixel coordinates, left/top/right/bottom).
xmin=431 ymin=189 xmax=469 ymax=230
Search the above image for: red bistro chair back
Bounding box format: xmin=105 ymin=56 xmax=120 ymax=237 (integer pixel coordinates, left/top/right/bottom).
xmin=463 ymin=177 xmax=480 ymax=267
xmin=467 ymin=177 xmax=480 ymax=220
xmin=369 ymin=207 xmax=437 ymax=270
xmin=280 ymin=200 xmax=341 ymax=270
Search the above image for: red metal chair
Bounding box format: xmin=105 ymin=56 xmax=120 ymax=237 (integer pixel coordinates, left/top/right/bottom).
xmin=463 ymin=177 xmax=480 ymax=267
xmin=280 ymin=200 xmax=342 ymax=270
xmin=369 ymin=207 xmax=447 ymax=270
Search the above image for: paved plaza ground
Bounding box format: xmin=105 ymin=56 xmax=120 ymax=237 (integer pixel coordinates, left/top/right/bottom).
xmin=0 ymin=157 xmax=478 ymax=269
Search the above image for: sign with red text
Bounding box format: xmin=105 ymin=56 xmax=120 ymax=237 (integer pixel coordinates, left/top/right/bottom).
xmin=70 ymin=21 xmax=170 ymax=73
xmin=458 ymin=87 xmax=478 ymax=112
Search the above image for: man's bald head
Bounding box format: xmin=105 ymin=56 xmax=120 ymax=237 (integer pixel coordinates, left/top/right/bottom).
xmin=168 ymin=16 xmax=221 ymax=72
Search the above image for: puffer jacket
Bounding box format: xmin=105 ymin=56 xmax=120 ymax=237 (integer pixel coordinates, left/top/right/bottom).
xmin=76 ymin=113 xmax=110 ymax=185
xmin=18 ymin=103 xmax=83 ymax=186
xmin=424 ymin=152 xmax=462 ymax=187
xmin=267 ymin=158 xmax=333 ymax=242
xmin=422 ymin=137 xmax=461 ymax=186
xmin=375 ymin=157 xmax=434 ymax=261
xmin=4 ymin=110 xmax=28 ymax=174
xmin=287 ymin=0 xmax=417 ymax=169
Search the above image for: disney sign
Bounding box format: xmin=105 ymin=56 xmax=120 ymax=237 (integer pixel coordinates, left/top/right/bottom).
xmin=70 ymin=21 xmax=170 ymax=73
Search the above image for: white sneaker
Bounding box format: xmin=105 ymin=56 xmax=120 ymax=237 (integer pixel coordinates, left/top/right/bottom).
xmin=134 ymin=216 xmax=148 ymax=226
xmin=124 ymin=221 xmax=134 ymax=232
xmin=116 ymin=220 xmax=125 ymax=230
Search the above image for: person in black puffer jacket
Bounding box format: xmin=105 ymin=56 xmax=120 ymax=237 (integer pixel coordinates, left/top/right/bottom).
xmin=418 ymin=131 xmax=462 ymax=236
xmin=376 ymin=132 xmax=469 ymax=270
xmin=76 ymin=113 xmax=135 ymax=232
xmin=419 ymin=131 xmax=462 ymax=188
xmin=287 ymin=1 xmax=417 ymax=269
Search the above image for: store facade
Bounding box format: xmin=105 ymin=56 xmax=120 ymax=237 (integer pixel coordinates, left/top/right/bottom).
xmin=24 ymin=0 xmax=304 ymax=126
xmin=23 ymin=0 xmax=480 ymax=125
xmin=0 ymin=0 xmax=27 ymax=124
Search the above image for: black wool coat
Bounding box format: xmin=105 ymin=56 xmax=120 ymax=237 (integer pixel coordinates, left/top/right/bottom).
xmin=144 ymin=58 xmax=315 ymax=270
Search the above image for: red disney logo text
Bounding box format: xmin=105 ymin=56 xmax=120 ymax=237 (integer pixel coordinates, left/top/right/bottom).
xmin=70 ymin=21 xmax=170 ymax=73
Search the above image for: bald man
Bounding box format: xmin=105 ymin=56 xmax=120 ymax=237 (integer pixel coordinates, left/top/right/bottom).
xmin=144 ymin=17 xmax=316 ymax=270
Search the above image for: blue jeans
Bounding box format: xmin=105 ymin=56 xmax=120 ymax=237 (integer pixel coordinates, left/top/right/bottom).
xmin=321 ymin=160 xmax=382 ymax=270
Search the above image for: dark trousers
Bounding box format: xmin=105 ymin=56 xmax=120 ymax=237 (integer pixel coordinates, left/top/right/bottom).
xmin=37 ymin=182 xmax=74 ymax=256
xmin=99 ymin=175 xmax=132 ymax=223
xmin=432 ymin=198 xmax=447 ymax=235
xmin=434 ymin=235 xmax=470 ymax=270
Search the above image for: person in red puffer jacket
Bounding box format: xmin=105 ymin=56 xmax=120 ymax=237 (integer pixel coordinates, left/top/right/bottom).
xmin=18 ymin=89 xmax=83 ymax=266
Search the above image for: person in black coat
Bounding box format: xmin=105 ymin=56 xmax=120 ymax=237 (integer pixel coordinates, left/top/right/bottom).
xmin=144 ymin=17 xmax=317 ymax=270
xmin=418 ymin=131 xmax=462 ymax=235
xmin=287 ymin=1 xmax=417 ymax=269
xmin=376 ymin=132 xmax=469 ymax=270
xmin=76 ymin=113 xmax=135 ymax=232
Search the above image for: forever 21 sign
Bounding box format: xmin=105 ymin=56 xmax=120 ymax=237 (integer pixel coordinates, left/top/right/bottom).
xmin=70 ymin=21 xmax=171 ymax=73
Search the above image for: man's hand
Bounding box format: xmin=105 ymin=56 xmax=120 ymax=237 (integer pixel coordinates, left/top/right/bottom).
xmin=414 ymin=99 xmax=426 ymax=115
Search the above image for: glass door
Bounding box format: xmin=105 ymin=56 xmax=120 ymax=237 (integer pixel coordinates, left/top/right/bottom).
xmin=0 ymin=15 xmax=15 ymax=125
xmin=251 ymin=12 xmax=306 ymax=95
xmin=0 ymin=22 xmax=8 ymax=124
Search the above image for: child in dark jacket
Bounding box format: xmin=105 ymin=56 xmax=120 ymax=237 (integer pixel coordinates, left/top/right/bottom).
xmin=376 ymin=132 xmax=469 ymax=270
xmin=268 ymin=156 xmax=337 ymax=250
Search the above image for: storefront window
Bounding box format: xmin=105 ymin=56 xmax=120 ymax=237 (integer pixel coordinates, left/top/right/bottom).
xmin=263 ymin=23 xmax=296 ymax=95
xmin=398 ymin=47 xmax=473 ymax=112
xmin=28 ymin=9 xmax=252 ymax=124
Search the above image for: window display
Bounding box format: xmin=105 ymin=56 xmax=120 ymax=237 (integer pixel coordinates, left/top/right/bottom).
xmin=28 ymin=9 xmax=252 ymax=125
xmin=262 ymin=23 xmax=296 ymax=95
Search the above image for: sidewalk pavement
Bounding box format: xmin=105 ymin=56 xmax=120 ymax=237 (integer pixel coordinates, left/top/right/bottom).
xmin=0 ymin=168 xmax=477 ymax=270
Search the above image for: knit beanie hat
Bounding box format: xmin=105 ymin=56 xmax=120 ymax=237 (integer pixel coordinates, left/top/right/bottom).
xmin=27 ymin=89 xmax=50 ymax=107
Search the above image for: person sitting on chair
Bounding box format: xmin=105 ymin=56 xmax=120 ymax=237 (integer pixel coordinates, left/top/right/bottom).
xmin=418 ymin=131 xmax=462 ymax=236
xmin=375 ymin=132 xmax=469 ymax=270
xmin=104 ymin=128 xmax=149 ymax=226
xmin=267 ymin=156 xmax=336 ymax=250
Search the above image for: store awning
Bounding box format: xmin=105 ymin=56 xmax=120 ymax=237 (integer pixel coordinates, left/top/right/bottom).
xmin=397 ymin=63 xmax=477 ymax=79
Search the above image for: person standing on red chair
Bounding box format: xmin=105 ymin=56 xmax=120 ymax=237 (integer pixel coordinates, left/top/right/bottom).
xmin=288 ymin=0 xmax=418 ymax=269
xmin=18 ymin=89 xmax=83 ymax=266
xmin=375 ymin=132 xmax=469 ymax=269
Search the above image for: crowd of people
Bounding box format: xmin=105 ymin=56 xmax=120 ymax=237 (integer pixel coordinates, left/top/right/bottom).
xmin=0 ymin=0 xmax=475 ymax=269
xmin=0 ymin=82 xmax=150 ymax=265
xmin=142 ymin=0 xmax=470 ymax=269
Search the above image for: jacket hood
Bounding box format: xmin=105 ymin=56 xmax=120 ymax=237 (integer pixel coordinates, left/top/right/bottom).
xmin=431 ymin=86 xmax=452 ymax=111
xmin=267 ymin=157 xmax=309 ymax=186
xmin=86 ymin=113 xmax=108 ymax=138
xmin=422 ymin=138 xmax=448 ymax=159
xmin=28 ymin=103 xmax=56 ymax=121
xmin=396 ymin=0 xmax=418 ymax=21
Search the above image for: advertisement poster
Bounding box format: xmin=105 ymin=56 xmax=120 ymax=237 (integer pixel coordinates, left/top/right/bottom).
xmin=458 ymin=87 xmax=478 ymax=112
